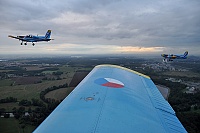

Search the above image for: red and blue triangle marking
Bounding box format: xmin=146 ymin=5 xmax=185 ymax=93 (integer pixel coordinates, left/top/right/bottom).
xmin=95 ymin=78 xmax=124 ymax=88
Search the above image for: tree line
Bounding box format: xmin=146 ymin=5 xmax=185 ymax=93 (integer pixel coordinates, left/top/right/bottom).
xmin=152 ymin=77 xmax=200 ymax=133
xmin=0 ymin=97 xmax=17 ymax=103
xmin=0 ymin=83 xmax=69 ymax=127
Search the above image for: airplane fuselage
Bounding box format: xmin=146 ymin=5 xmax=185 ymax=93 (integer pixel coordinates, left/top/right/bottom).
xmin=19 ymin=35 xmax=51 ymax=42
xmin=161 ymin=54 xmax=187 ymax=59
xmin=161 ymin=51 xmax=188 ymax=62
xmin=8 ymin=30 xmax=52 ymax=46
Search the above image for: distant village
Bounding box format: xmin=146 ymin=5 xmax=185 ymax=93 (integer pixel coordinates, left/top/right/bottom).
xmin=142 ymin=62 xmax=200 ymax=94
xmin=142 ymin=62 xmax=188 ymax=72
xmin=0 ymin=60 xmax=60 ymax=79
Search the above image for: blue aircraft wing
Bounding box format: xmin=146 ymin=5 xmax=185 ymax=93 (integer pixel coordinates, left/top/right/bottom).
xmin=8 ymin=35 xmax=23 ymax=40
xmin=33 ymin=65 xmax=187 ymax=133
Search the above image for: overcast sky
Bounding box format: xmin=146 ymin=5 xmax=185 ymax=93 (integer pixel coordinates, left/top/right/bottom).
xmin=0 ymin=0 xmax=199 ymax=55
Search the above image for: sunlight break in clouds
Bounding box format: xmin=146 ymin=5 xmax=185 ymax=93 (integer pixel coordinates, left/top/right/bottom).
xmin=43 ymin=43 xmax=119 ymax=54
xmin=116 ymin=46 xmax=164 ymax=53
xmin=44 ymin=44 xmax=165 ymax=54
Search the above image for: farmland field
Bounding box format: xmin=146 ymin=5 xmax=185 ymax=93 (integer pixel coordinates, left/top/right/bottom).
xmin=0 ymin=66 xmax=92 ymax=102
xmin=42 ymin=70 xmax=57 ymax=74
xmin=45 ymin=87 xmax=74 ymax=101
xmin=0 ymin=56 xmax=200 ymax=133
xmin=0 ymin=79 xmax=13 ymax=87
xmin=0 ymin=70 xmax=14 ymax=72
xmin=0 ymin=103 xmax=37 ymax=112
xmin=58 ymin=66 xmax=92 ymax=83
xmin=161 ymin=71 xmax=200 ymax=78
xmin=0 ymin=118 xmax=35 ymax=133
xmin=0 ymin=103 xmax=18 ymax=111
xmin=11 ymin=77 xmax=44 ymax=85
xmin=69 ymin=71 xmax=89 ymax=87
xmin=0 ymin=79 xmax=68 ymax=100
xmin=23 ymin=66 xmax=45 ymax=71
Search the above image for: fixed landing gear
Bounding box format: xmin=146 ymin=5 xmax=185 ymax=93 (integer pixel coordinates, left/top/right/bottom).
xmin=20 ymin=42 xmax=35 ymax=46
xmin=163 ymin=59 xmax=173 ymax=63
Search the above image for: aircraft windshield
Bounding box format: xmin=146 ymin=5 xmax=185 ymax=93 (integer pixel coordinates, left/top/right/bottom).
xmin=26 ymin=35 xmax=33 ymax=38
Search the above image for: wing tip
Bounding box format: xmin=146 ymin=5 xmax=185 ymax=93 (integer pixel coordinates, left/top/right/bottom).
xmin=95 ymin=64 xmax=150 ymax=79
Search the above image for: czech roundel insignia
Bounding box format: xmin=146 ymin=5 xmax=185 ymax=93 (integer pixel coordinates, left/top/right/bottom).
xmin=94 ymin=78 xmax=124 ymax=88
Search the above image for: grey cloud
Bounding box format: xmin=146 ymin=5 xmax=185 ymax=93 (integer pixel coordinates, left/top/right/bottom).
xmin=0 ymin=0 xmax=200 ymax=54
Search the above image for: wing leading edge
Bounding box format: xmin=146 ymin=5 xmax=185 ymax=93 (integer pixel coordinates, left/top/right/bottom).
xmin=33 ymin=64 xmax=187 ymax=133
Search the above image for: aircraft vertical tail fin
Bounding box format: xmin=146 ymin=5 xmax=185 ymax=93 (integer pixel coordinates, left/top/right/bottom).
xmin=183 ymin=51 xmax=188 ymax=57
xmin=45 ymin=30 xmax=51 ymax=39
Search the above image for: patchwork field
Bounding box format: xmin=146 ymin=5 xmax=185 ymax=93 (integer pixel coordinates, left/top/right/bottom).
xmin=0 ymin=66 xmax=92 ymax=101
xmin=0 ymin=118 xmax=35 ymax=133
xmin=45 ymin=87 xmax=74 ymax=101
xmin=0 ymin=103 xmax=37 ymax=112
xmin=0 ymin=79 xmax=13 ymax=87
xmin=23 ymin=66 xmax=45 ymax=71
xmin=0 ymin=103 xmax=18 ymax=111
xmin=0 ymin=70 xmax=14 ymax=72
xmin=69 ymin=71 xmax=89 ymax=87
xmin=0 ymin=79 xmax=68 ymax=101
xmin=42 ymin=70 xmax=57 ymax=74
xmin=11 ymin=77 xmax=44 ymax=85
xmin=0 ymin=65 xmax=93 ymax=133
xmin=0 ymin=66 xmax=82 ymax=100
xmin=162 ymin=71 xmax=200 ymax=78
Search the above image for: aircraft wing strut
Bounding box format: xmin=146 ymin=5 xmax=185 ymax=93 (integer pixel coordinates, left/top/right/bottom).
xmin=33 ymin=64 xmax=187 ymax=133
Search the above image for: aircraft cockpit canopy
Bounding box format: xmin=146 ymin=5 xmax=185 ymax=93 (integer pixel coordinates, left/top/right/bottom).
xmin=26 ymin=35 xmax=33 ymax=38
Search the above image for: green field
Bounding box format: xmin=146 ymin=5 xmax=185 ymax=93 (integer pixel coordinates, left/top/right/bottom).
xmin=42 ymin=66 xmax=77 ymax=79
xmin=0 ymin=66 xmax=90 ymax=106
xmin=0 ymin=79 xmax=68 ymax=101
xmin=0 ymin=103 xmax=37 ymax=112
xmin=0 ymin=70 xmax=14 ymax=72
xmin=0 ymin=103 xmax=18 ymax=112
xmin=0 ymin=65 xmax=93 ymax=133
xmin=59 ymin=66 xmax=76 ymax=78
xmin=0 ymin=118 xmax=36 ymax=133
xmin=0 ymin=79 xmax=13 ymax=87
xmin=58 ymin=65 xmax=75 ymax=72
xmin=45 ymin=87 xmax=74 ymax=101
xmin=162 ymin=71 xmax=200 ymax=78
xmin=42 ymin=70 xmax=57 ymax=74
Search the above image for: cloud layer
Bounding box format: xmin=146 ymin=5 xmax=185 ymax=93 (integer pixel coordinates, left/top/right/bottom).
xmin=0 ymin=0 xmax=200 ymax=55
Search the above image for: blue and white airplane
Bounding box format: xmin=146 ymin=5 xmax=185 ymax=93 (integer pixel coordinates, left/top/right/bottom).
xmin=161 ymin=51 xmax=188 ymax=62
xmin=8 ymin=30 xmax=53 ymax=46
xmin=33 ymin=65 xmax=187 ymax=133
